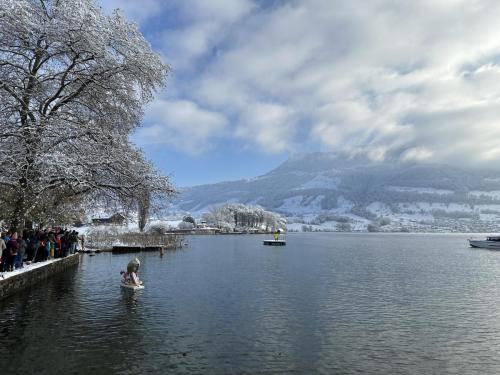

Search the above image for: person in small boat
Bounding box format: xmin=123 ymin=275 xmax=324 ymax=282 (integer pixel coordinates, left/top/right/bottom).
xmin=120 ymin=257 xmax=142 ymax=286
xmin=120 ymin=270 xmax=141 ymax=286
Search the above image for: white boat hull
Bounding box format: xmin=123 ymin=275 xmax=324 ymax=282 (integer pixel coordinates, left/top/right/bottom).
xmin=468 ymin=239 xmax=500 ymax=249
xmin=120 ymin=282 xmax=144 ymax=291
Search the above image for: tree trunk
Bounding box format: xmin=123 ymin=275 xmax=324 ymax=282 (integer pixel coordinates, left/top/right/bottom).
xmin=138 ymin=191 xmax=150 ymax=232
xmin=11 ymin=196 xmax=26 ymax=233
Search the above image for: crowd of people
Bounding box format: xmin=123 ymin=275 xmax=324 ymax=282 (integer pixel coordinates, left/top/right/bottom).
xmin=0 ymin=228 xmax=81 ymax=273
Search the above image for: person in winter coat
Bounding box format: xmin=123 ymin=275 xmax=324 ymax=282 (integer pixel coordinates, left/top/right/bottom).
xmin=69 ymin=231 xmax=78 ymax=254
xmin=6 ymin=233 xmax=19 ymax=271
xmin=54 ymin=233 xmax=62 ymax=258
xmin=25 ymin=230 xmax=37 ymax=262
xmin=0 ymin=234 xmax=7 ymax=272
xmin=37 ymin=231 xmax=48 ymax=262
xmin=15 ymin=235 xmax=26 ymax=269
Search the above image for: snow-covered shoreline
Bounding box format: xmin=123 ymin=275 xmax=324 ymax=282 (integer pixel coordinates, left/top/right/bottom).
xmin=0 ymin=255 xmax=77 ymax=281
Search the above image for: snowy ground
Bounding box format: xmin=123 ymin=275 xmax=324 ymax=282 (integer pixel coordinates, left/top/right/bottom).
xmin=78 ymin=193 xmax=500 ymax=235
xmin=386 ymin=186 xmax=454 ymax=195
xmin=470 ymin=190 xmax=500 ymax=199
xmin=277 ymin=195 xmax=325 ymax=214
xmin=294 ymin=174 xmax=340 ymax=190
xmin=0 ymin=255 xmax=78 ymax=281
xmin=72 ymin=219 xmax=183 ymax=236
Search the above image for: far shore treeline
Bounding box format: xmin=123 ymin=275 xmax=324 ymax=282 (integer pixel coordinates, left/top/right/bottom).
xmin=199 ymin=203 xmax=286 ymax=232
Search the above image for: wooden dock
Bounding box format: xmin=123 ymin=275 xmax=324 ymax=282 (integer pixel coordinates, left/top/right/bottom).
xmin=112 ymin=245 xmax=168 ymax=253
xmin=263 ymin=240 xmax=286 ymax=246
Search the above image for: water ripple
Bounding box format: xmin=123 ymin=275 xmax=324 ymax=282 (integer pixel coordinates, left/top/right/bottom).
xmin=2 ymin=233 xmax=500 ymax=374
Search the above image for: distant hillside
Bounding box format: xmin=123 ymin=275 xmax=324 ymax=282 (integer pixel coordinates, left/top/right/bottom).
xmin=170 ymin=153 xmax=500 ymax=232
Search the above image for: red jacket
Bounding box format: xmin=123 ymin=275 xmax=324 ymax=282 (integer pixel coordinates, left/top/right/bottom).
xmin=7 ymin=239 xmax=18 ymax=256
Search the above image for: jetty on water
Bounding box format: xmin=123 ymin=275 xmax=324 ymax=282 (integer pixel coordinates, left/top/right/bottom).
xmin=263 ymin=240 xmax=286 ymax=246
xmin=112 ymin=245 xmax=172 ymax=253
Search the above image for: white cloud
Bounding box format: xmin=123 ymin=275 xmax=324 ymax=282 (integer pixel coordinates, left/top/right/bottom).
xmin=200 ymin=0 xmax=500 ymax=166
xmin=179 ymin=0 xmax=255 ymax=22
xmin=236 ymin=103 xmax=296 ymax=152
xmin=158 ymin=0 xmax=254 ymax=70
xmin=99 ymin=0 xmax=161 ymax=22
xmin=401 ymin=147 xmax=434 ymax=162
xmin=135 ymin=100 xmax=228 ymax=154
xmin=109 ymin=0 xmax=500 ymax=167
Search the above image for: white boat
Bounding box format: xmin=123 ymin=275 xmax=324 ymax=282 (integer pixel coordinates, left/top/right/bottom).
xmin=120 ymin=281 xmax=145 ymax=291
xmin=468 ymin=236 xmax=500 ymax=249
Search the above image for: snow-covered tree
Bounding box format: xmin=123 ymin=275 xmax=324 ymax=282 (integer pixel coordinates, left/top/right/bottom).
xmin=202 ymin=203 xmax=286 ymax=231
xmin=182 ymin=215 xmax=196 ymax=225
xmin=0 ymin=0 xmax=173 ymax=229
xmin=178 ymin=221 xmax=194 ymax=230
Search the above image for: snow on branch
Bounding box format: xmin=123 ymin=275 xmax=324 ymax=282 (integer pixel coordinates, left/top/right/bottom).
xmin=0 ymin=0 xmax=174 ymax=228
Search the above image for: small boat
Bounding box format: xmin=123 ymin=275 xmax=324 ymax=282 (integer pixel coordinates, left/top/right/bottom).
xmin=468 ymin=236 xmax=500 ymax=249
xmin=120 ymin=281 xmax=145 ymax=291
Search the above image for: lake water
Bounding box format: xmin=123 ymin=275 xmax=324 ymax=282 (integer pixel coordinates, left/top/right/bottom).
xmin=2 ymin=233 xmax=500 ymax=374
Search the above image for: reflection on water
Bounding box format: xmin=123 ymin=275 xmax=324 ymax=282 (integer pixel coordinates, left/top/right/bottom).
xmin=2 ymin=233 xmax=500 ymax=374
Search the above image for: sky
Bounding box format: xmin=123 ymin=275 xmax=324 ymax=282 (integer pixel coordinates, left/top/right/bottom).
xmin=98 ymin=0 xmax=500 ymax=186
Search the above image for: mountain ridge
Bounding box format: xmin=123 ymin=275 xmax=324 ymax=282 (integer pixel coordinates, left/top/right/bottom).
xmin=171 ymin=153 xmax=500 ymax=232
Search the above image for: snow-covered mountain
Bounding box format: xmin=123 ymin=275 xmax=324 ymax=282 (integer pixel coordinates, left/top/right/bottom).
xmin=171 ymin=153 xmax=500 ymax=232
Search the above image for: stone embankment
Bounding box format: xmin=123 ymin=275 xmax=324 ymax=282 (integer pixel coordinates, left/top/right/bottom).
xmin=0 ymin=254 xmax=80 ymax=300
